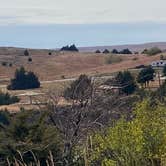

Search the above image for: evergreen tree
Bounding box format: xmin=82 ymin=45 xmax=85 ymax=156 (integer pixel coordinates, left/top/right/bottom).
xmin=8 ymin=67 xmax=40 ymax=90
xmin=137 ymin=66 xmax=155 ymax=88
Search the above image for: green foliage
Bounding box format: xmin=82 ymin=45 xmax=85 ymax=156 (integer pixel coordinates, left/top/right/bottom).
xmin=137 ymin=66 xmax=155 ymax=87
xmin=106 ymin=71 xmax=136 ymax=95
xmin=89 ymin=100 xmax=166 ymax=165
xmin=142 ymin=47 xmax=162 ymax=56
xmin=105 ymin=55 xmax=122 ymax=64
xmin=0 ymin=110 xmax=62 ymax=165
xmin=0 ymin=111 xmax=10 ymax=126
xmin=0 ymin=92 xmax=19 ymax=105
xmin=64 ymin=74 xmax=92 ymax=101
xmin=8 ymin=67 xmax=40 ymax=90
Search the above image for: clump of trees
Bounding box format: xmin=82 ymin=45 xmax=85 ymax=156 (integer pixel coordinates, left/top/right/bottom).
xmin=111 ymin=48 xmax=132 ymax=54
xmin=119 ymin=48 xmax=132 ymax=54
xmin=103 ymin=49 xmax=110 ymax=54
xmin=142 ymin=47 xmax=162 ymax=55
xmin=7 ymin=67 xmax=40 ymax=90
xmin=60 ymin=44 xmax=79 ymax=52
xmin=64 ymin=74 xmax=92 ymax=103
xmin=0 ymin=92 xmax=19 ymax=105
xmin=111 ymin=49 xmax=119 ymax=54
xmin=137 ymin=66 xmax=155 ymax=88
xmin=95 ymin=50 xmax=101 ymax=53
xmin=115 ymin=71 xmax=136 ymax=95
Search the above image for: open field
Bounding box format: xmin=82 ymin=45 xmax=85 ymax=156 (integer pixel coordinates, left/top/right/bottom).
xmin=0 ymin=49 xmax=162 ymax=80
xmin=0 ymin=47 xmax=164 ymax=112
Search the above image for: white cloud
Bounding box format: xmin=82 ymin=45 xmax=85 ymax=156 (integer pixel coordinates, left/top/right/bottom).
xmin=0 ymin=0 xmax=166 ymax=24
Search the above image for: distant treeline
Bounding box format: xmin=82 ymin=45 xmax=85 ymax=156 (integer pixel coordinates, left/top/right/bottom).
xmin=96 ymin=48 xmax=132 ymax=54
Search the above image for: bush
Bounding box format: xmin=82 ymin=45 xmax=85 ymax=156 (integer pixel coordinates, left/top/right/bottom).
xmin=0 ymin=92 xmax=19 ymax=105
xmin=111 ymin=49 xmax=119 ymax=54
xmin=90 ymin=100 xmax=166 ymax=165
xmin=64 ymin=74 xmax=92 ymax=101
xmin=8 ymin=67 xmax=40 ymax=90
xmin=137 ymin=66 xmax=155 ymax=88
xmin=95 ymin=50 xmax=101 ymax=53
xmin=103 ymin=49 xmax=110 ymax=54
xmin=9 ymin=63 xmax=12 ymax=67
xmin=48 ymin=52 xmax=52 ymax=55
xmin=105 ymin=55 xmax=122 ymax=64
xmin=28 ymin=57 xmax=32 ymax=62
xmin=1 ymin=62 xmax=7 ymax=66
xmin=142 ymin=47 xmax=162 ymax=56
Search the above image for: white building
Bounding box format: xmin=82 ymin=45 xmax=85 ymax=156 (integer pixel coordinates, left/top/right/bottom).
xmin=151 ymin=60 xmax=166 ymax=67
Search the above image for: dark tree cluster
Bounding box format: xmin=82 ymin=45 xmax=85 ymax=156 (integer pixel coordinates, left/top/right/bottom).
xmin=95 ymin=50 xmax=101 ymax=53
xmin=115 ymin=71 xmax=136 ymax=95
xmin=60 ymin=44 xmax=79 ymax=52
xmin=103 ymin=49 xmax=110 ymax=54
xmin=8 ymin=67 xmax=40 ymax=90
xmin=137 ymin=66 xmax=155 ymax=88
xmin=64 ymin=74 xmax=92 ymax=102
xmin=0 ymin=92 xmax=19 ymax=105
xmin=111 ymin=48 xmax=132 ymax=54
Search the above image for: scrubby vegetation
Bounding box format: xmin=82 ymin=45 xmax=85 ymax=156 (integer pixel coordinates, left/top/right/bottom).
xmin=142 ymin=47 xmax=162 ymax=56
xmin=0 ymin=92 xmax=19 ymax=105
xmin=2 ymin=65 xmax=166 ymax=165
xmin=105 ymin=54 xmax=122 ymax=64
xmin=7 ymin=67 xmax=40 ymax=90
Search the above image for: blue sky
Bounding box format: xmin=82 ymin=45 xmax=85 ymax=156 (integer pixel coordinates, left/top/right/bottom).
xmin=0 ymin=0 xmax=166 ymax=48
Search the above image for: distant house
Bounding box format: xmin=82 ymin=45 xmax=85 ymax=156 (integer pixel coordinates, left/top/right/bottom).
xmin=151 ymin=60 xmax=166 ymax=67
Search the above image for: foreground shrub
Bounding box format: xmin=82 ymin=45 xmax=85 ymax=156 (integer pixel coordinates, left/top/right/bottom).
xmin=0 ymin=92 xmax=19 ymax=105
xmin=89 ymin=100 xmax=166 ymax=165
xmin=8 ymin=67 xmax=40 ymax=90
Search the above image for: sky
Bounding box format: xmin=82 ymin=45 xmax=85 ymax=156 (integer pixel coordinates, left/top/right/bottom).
xmin=0 ymin=0 xmax=166 ymax=48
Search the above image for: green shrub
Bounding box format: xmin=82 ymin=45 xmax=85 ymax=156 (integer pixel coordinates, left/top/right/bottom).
xmin=0 ymin=92 xmax=19 ymax=105
xmin=8 ymin=67 xmax=40 ymax=90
